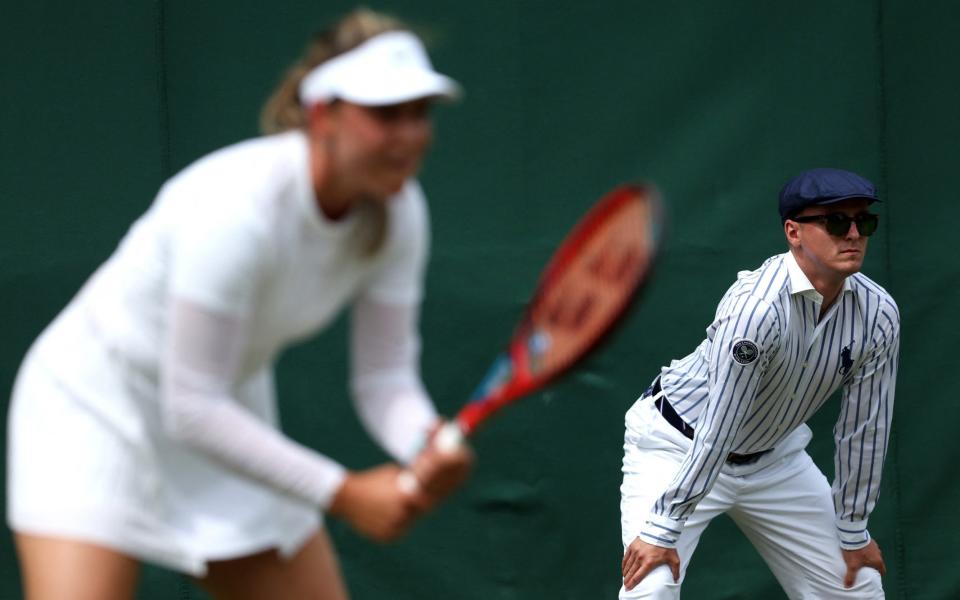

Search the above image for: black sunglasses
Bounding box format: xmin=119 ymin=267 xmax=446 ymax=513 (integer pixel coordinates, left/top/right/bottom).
xmin=790 ymin=212 xmax=879 ymax=237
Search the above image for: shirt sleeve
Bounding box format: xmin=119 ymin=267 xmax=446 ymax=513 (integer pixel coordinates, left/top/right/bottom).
xmin=832 ymin=298 xmax=900 ymax=550
xmin=349 ymin=294 xmax=438 ymax=464
xmin=160 ymin=298 xmax=347 ymax=510
xmin=640 ymin=293 xmax=780 ymax=548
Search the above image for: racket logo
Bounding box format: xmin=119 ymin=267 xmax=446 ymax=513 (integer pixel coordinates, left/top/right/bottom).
xmin=589 ymin=243 xmax=640 ymax=282
xmin=546 ymin=290 xmax=596 ymax=331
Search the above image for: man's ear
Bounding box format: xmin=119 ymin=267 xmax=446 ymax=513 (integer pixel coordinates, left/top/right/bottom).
xmin=784 ymin=219 xmax=802 ymax=249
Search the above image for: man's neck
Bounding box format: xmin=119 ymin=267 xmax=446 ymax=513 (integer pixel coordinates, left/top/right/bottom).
xmin=791 ymin=249 xmax=846 ymax=319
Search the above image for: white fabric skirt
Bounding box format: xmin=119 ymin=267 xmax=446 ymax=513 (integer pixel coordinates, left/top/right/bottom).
xmin=6 ymin=307 xmax=320 ymax=576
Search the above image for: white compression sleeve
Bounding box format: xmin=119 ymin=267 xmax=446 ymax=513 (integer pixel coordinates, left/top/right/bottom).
xmin=160 ymin=298 xmax=346 ymax=510
xmin=350 ymin=296 xmax=438 ymax=464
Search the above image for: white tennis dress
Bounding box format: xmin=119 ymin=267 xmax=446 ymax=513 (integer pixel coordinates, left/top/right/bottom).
xmin=6 ymin=131 xmax=438 ymax=575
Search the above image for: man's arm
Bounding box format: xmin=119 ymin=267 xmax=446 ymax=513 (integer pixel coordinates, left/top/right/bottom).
xmin=832 ymin=299 xmax=899 ymax=550
xmin=637 ymin=297 xmax=780 ymax=549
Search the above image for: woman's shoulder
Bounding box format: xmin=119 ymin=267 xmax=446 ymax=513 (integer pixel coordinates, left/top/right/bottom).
xmin=153 ymin=132 xmax=308 ymax=225
xmin=163 ymin=132 xmax=307 ymax=200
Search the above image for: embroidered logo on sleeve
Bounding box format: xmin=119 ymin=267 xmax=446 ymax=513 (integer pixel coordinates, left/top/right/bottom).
xmin=732 ymin=339 xmax=760 ymax=365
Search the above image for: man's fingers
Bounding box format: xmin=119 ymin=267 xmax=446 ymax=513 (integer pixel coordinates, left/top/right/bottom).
xmin=622 ymin=539 xmax=640 ymax=572
xmin=873 ymin=547 xmax=887 ymax=577
xmin=621 ymin=547 xmax=639 ymax=577
xmin=622 ymin=540 xmax=682 ymax=590
xmin=624 ymin=562 xmax=654 ymax=591
xmin=842 ymin=540 xmax=886 ymax=588
xmin=844 ymin=565 xmax=857 ymax=588
xmin=621 ymin=544 xmax=648 ymax=590
xmin=668 ymin=553 xmax=681 ymax=583
xmin=845 ymin=559 xmax=887 ymax=588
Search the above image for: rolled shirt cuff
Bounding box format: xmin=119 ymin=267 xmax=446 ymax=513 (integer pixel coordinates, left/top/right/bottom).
xmin=835 ymin=516 xmax=871 ymax=550
xmin=318 ymin=463 xmax=349 ymax=512
xmin=638 ymin=512 xmax=686 ymax=549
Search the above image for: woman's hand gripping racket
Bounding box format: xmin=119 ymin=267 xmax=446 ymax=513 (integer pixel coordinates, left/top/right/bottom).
xmin=399 ymin=183 xmax=664 ymax=494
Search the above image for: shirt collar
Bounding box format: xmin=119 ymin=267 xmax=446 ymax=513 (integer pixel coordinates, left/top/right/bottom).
xmin=782 ymin=251 xmax=854 ymax=305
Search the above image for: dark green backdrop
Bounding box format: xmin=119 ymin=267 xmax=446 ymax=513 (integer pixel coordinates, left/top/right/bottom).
xmin=2 ymin=1 xmax=957 ymax=598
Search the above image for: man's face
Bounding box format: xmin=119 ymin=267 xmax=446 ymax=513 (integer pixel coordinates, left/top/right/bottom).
xmin=785 ymin=198 xmax=874 ymax=280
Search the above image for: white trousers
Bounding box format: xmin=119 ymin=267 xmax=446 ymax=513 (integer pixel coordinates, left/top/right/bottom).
xmin=619 ymin=397 xmax=884 ymax=599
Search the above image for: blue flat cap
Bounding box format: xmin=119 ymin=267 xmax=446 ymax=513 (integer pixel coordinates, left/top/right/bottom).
xmin=779 ymin=168 xmax=879 ymax=221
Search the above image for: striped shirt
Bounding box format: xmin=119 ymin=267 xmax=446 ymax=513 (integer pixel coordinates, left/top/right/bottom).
xmin=637 ymin=251 xmax=900 ymax=550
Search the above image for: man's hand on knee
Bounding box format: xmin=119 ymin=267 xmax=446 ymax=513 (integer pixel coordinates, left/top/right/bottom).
xmin=842 ymin=539 xmax=886 ymax=588
xmin=622 ymin=537 xmax=680 ymax=590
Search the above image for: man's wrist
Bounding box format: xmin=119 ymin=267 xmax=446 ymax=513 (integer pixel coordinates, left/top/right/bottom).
xmin=835 ymin=516 xmax=871 ymax=550
xmin=638 ymin=513 xmax=686 ymax=549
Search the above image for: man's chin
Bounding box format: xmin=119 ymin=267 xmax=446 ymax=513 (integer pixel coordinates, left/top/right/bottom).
xmin=835 ymin=258 xmax=864 ymax=276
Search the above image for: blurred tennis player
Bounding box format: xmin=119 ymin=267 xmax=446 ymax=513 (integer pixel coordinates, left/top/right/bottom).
xmin=7 ymin=8 xmax=471 ymax=600
xmin=619 ymin=168 xmax=898 ymax=599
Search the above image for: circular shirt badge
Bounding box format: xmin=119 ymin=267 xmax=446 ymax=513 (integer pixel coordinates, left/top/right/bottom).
xmin=732 ymin=340 xmax=759 ymax=365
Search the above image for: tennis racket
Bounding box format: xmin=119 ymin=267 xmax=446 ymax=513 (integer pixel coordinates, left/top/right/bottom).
xmin=398 ymin=183 xmax=663 ymax=493
xmin=432 ymin=182 xmax=665 ymax=453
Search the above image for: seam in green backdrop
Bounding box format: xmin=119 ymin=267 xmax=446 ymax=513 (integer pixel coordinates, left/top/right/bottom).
xmin=874 ymin=1 xmax=908 ymax=598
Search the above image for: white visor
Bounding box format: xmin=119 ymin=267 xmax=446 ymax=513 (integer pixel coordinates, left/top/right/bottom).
xmin=299 ymin=31 xmax=461 ymax=107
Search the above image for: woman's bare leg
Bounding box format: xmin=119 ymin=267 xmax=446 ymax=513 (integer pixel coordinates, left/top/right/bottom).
xmin=196 ymin=529 xmax=349 ymax=600
xmin=14 ymin=532 xmax=140 ymax=600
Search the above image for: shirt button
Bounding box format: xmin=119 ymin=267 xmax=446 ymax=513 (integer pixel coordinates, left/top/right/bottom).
xmin=802 ymin=362 xmax=808 ymax=369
